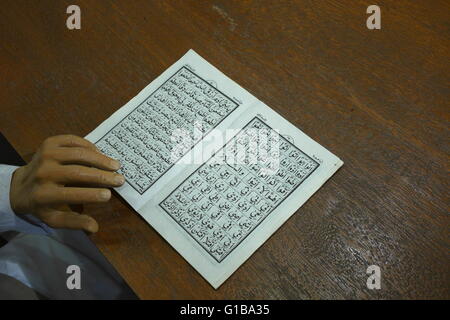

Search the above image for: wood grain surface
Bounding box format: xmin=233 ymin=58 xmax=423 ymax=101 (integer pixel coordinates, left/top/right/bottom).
xmin=0 ymin=0 xmax=448 ymax=299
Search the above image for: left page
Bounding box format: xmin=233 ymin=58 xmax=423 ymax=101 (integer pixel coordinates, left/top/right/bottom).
xmin=85 ymin=50 xmax=257 ymax=210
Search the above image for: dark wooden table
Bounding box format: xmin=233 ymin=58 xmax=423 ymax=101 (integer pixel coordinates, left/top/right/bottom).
xmin=1 ymin=0 xmax=448 ymax=299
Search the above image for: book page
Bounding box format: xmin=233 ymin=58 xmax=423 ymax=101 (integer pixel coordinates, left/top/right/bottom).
xmin=85 ymin=50 xmax=256 ymax=210
xmin=140 ymin=103 xmax=343 ymax=288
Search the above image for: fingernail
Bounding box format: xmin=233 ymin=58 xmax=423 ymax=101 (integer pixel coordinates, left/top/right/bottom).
xmin=82 ymin=216 xmax=98 ymax=233
xmin=111 ymin=160 xmax=120 ymax=170
xmin=114 ymin=174 xmax=125 ymax=185
xmin=87 ymin=221 xmax=98 ymax=233
xmin=99 ymin=189 xmax=111 ymax=200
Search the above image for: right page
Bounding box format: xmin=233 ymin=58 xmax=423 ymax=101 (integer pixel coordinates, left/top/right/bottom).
xmin=140 ymin=101 xmax=343 ymax=289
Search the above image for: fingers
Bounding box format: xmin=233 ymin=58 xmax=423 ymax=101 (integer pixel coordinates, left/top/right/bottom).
xmin=50 ymin=165 xmax=125 ymax=187
xmin=44 ymin=135 xmax=98 ymax=151
xmin=34 ymin=185 xmax=112 ymax=206
xmin=28 ymin=135 xmax=119 ymax=233
xmin=39 ymin=209 xmax=99 ymax=233
xmin=52 ymin=147 xmax=120 ymax=171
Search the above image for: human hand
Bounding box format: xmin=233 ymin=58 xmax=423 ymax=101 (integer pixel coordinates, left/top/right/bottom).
xmin=9 ymin=135 xmax=124 ymax=233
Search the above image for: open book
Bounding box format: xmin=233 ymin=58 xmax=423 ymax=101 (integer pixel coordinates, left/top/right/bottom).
xmin=86 ymin=50 xmax=343 ymax=289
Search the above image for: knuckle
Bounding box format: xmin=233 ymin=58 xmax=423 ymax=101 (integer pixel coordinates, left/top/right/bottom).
xmin=74 ymin=147 xmax=87 ymax=160
xmin=66 ymin=135 xmax=77 ymax=144
xmin=34 ymin=165 xmax=49 ymax=182
xmin=42 ymin=136 xmax=59 ymax=149
xmin=39 ymin=147 xmax=55 ymax=161
xmin=99 ymin=173 xmax=110 ymax=184
xmin=66 ymin=167 xmax=84 ymax=182
xmin=70 ymin=165 xmax=83 ymax=177
xmin=66 ymin=134 xmax=83 ymax=146
xmin=59 ymin=188 xmax=70 ymax=202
